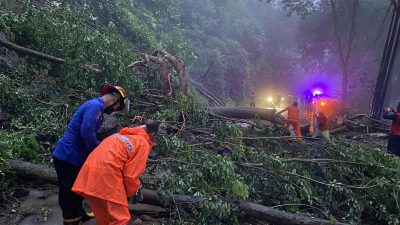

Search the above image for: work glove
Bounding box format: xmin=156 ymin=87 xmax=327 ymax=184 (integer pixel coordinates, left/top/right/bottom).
xmin=130 ymin=184 xmax=143 ymax=204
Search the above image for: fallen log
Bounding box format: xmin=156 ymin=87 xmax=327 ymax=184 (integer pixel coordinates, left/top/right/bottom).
xmin=209 ymin=107 xmax=276 ymax=122
xmin=129 ymin=203 xmax=169 ymax=218
xmin=10 ymin=159 xmax=58 ymax=185
xmin=9 ymin=159 xmax=156 ymax=186
xmin=349 ymin=114 xmax=390 ymax=128
xmin=0 ymin=38 xmax=102 ymax=73
xmin=0 ymin=38 xmax=66 ymax=64
xmin=10 ymin=160 xmax=349 ymax=225
xmin=188 ymin=77 xmax=223 ymax=106
xmin=237 ymin=200 xmax=345 ymax=225
xmin=330 ymin=126 xmax=349 ymax=135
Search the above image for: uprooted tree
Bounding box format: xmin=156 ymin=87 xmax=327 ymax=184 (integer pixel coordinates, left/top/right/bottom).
xmin=1 ymin=2 xmax=400 ymax=225
xmin=128 ymin=50 xmax=188 ymax=94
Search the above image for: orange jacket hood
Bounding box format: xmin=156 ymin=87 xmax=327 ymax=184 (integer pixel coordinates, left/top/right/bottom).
xmin=119 ymin=126 xmax=153 ymax=148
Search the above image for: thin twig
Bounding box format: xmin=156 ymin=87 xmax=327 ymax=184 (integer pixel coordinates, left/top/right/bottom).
xmin=281 ymin=158 xmax=371 ymax=166
xmin=175 ymin=111 xmax=186 ymax=137
xmin=240 ymin=163 xmax=379 ymax=190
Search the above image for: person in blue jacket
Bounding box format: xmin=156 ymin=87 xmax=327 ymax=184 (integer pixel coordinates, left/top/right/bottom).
xmin=53 ymin=85 xmax=130 ymax=225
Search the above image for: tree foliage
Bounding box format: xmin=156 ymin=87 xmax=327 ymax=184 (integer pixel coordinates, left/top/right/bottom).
xmin=0 ymin=1 xmax=399 ymax=224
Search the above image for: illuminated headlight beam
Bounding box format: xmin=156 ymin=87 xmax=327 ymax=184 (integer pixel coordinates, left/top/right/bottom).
xmin=313 ymin=90 xmax=322 ymax=96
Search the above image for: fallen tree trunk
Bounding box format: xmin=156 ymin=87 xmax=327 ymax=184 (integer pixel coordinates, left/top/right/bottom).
xmin=0 ymin=38 xmax=66 ymax=64
xmin=0 ymin=38 xmax=102 ymax=73
xmin=10 ymin=160 xmax=348 ymax=225
xmin=209 ymin=107 xmax=276 ymax=122
xmin=129 ymin=203 xmax=169 ymax=218
xmin=10 ymin=159 xmax=58 ymax=185
xmin=330 ymin=126 xmax=349 ymax=135
xmin=188 ymin=77 xmax=223 ymax=106
xmin=237 ymin=200 xmax=345 ymax=225
xmin=349 ymin=114 xmax=390 ymax=128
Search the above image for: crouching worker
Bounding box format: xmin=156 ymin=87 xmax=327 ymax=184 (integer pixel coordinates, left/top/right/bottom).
xmin=317 ymin=111 xmax=330 ymax=140
xmin=72 ymin=119 xmax=159 ymax=225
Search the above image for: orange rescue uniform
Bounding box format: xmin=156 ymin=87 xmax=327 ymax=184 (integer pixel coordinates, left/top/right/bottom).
xmin=72 ymin=126 xmax=153 ymax=225
xmin=285 ymin=105 xmax=302 ymax=137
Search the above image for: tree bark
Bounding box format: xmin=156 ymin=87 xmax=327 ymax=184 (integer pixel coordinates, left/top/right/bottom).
xmin=370 ymin=4 xmax=400 ymax=119
xmin=0 ymin=37 xmax=66 ymax=64
xmin=9 ymin=160 xmax=349 ymax=225
xmin=0 ymin=37 xmax=102 ymax=73
xmin=129 ymin=203 xmax=169 ymax=218
xmin=188 ymin=77 xmax=223 ymax=106
xmin=10 ymin=159 xmax=58 ymax=184
xmin=152 ymin=50 xmax=188 ymax=93
xmin=330 ymin=0 xmax=358 ymax=104
xmin=129 ymin=54 xmax=172 ymax=93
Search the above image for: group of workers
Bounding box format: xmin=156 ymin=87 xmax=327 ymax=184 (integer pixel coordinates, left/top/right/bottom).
xmin=52 ymin=84 xmax=400 ymax=225
xmin=53 ymin=84 xmax=159 ymax=225
xmin=275 ymin=98 xmax=400 ymax=157
xmin=275 ymin=101 xmax=330 ymax=140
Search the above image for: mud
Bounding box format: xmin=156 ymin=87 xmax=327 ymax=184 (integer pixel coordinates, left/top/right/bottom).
xmin=1 ymin=185 xmax=97 ymax=225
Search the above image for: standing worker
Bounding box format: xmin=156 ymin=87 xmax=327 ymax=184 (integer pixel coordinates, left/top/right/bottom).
xmin=53 ymin=85 xmax=130 ymax=225
xmin=383 ymin=102 xmax=400 ymax=156
xmin=72 ymin=120 xmax=159 ymax=225
xmin=307 ymin=102 xmax=315 ymax=134
xmin=317 ymin=111 xmax=330 ymax=140
xmin=276 ymin=102 xmax=302 ymax=138
xmin=250 ymin=91 xmax=257 ymax=108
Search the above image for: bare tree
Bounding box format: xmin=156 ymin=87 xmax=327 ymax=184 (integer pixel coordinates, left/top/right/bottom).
xmin=329 ymin=0 xmax=359 ymax=104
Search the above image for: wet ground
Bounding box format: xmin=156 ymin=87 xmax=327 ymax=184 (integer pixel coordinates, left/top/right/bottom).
xmin=1 ymin=185 xmax=97 ymax=225
xmin=1 ymin=184 xmax=161 ymax=225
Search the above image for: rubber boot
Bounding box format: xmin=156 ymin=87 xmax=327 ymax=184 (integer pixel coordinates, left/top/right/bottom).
xmin=82 ymin=210 xmax=95 ymax=223
xmin=63 ymin=216 xmax=82 ymax=225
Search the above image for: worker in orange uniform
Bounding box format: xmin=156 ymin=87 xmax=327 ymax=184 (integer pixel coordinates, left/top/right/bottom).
xmin=276 ymin=102 xmax=302 ymax=138
xmin=72 ymin=119 xmax=159 ymax=225
xmin=307 ymin=102 xmax=315 ymax=134
xmin=317 ymin=111 xmax=330 ymax=140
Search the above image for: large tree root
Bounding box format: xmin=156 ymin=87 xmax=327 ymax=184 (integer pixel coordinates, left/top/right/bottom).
xmin=128 ymin=54 xmax=172 ymax=93
xmin=152 ymin=50 xmax=187 ymax=93
xmin=10 ymin=160 xmax=348 ymax=225
xmin=129 ymin=50 xmax=188 ymax=94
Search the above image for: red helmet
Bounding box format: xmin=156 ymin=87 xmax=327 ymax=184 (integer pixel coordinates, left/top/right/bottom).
xmin=100 ymin=85 xmax=129 ymax=112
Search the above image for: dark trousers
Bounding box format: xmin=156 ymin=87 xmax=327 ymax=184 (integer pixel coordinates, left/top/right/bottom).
xmin=388 ymin=134 xmax=400 ymax=156
xmin=53 ymin=157 xmax=84 ymax=220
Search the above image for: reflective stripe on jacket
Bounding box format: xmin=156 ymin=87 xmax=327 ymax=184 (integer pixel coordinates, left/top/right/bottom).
xmin=72 ymin=127 xmax=153 ymax=206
